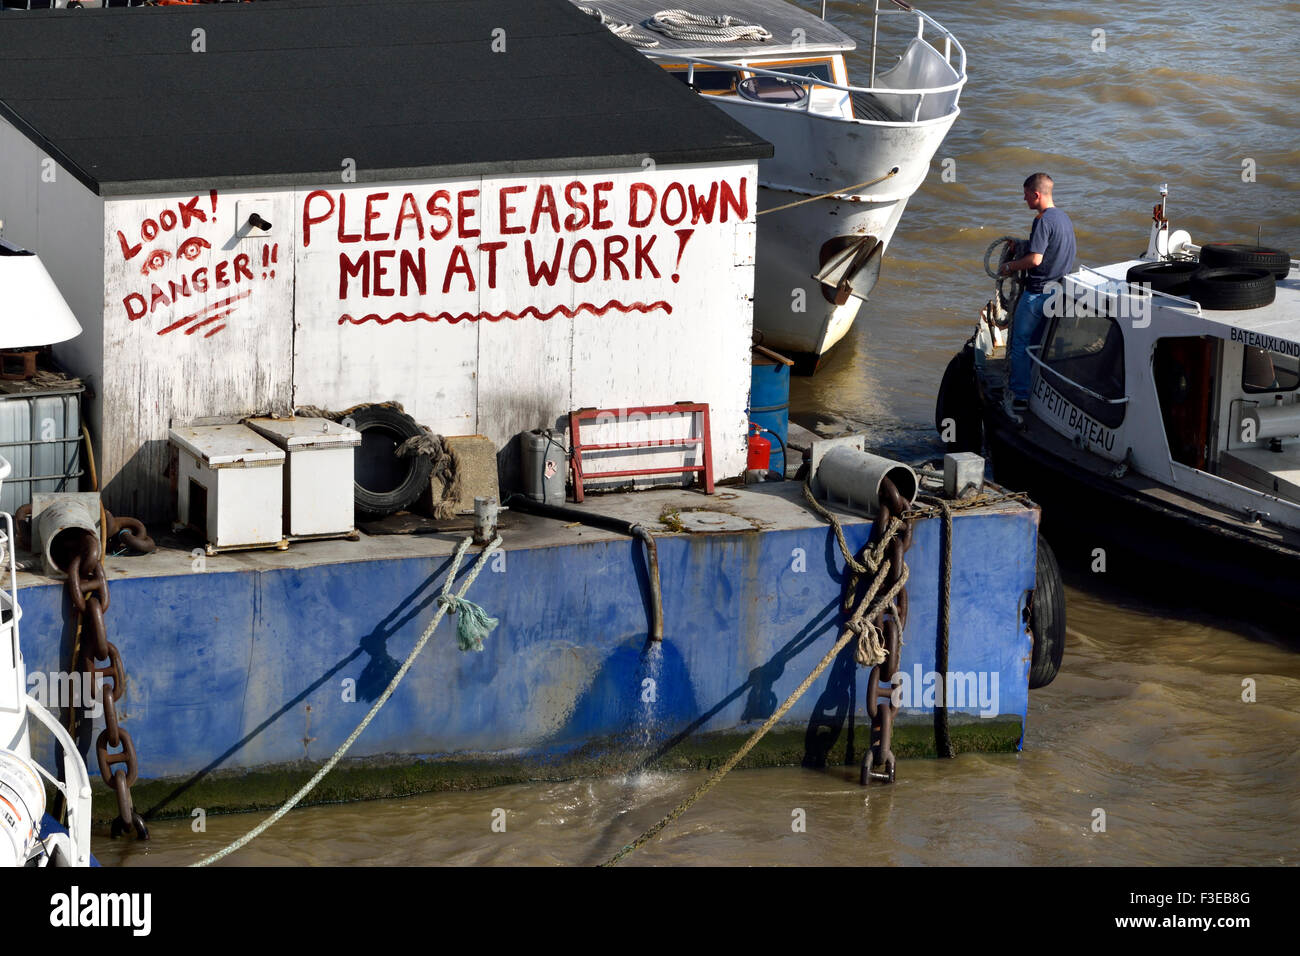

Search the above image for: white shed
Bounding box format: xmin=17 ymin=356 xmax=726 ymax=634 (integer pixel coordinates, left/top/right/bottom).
xmin=0 ymin=0 xmax=771 ymax=520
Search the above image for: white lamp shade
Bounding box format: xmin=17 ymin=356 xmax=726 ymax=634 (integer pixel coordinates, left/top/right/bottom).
xmin=0 ymin=246 xmax=82 ymax=348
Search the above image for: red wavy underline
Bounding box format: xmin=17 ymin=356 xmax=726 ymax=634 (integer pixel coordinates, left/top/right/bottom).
xmin=338 ymin=300 xmax=673 ymax=326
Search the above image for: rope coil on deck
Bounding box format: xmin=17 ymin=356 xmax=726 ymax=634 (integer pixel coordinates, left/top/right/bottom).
xmin=643 ymin=9 xmax=772 ymax=43
xmin=575 ymin=4 xmax=661 ymax=47
xmin=190 ymin=535 xmax=502 ymax=867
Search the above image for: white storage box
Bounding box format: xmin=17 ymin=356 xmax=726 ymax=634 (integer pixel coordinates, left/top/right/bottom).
xmin=169 ymin=424 xmax=285 ymax=553
xmin=245 ymin=417 xmax=360 ymax=539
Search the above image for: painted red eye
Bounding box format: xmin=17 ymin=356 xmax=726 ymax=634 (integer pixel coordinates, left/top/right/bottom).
xmin=140 ymin=249 xmax=171 ymax=275
xmin=177 ymin=236 xmax=211 ymax=261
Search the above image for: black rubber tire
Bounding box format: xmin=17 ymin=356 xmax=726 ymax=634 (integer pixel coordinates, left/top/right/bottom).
xmin=1125 ymin=260 xmax=1200 ymax=296
xmin=1029 ymin=536 xmax=1066 ymax=690
xmin=935 ymin=346 xmax=984 ymax=453
xmin=349 ymin=404 xmax=434 ymax=517
xmin=1198 ymin=242 xmax=1291 ymax=280
xmin=1189 ymin=267 xmax=1276 ymax=311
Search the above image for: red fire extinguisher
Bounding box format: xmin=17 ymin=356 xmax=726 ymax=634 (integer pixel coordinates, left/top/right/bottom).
xmin=747 ymin=421 xmax=771 ymax=471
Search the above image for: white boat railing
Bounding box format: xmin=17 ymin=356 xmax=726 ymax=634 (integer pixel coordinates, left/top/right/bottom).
xmin=648 ymin=3 xmax=967 ymax=124
xmin=23 ymin=696 xmax=93 ymax=867
xmin=867 ymin=1 xmax=967 ymax=89
xmin=1073 ymin=265 xmax=1203 ymax=315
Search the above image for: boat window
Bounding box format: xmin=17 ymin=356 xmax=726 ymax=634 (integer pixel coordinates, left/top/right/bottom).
xmin=1241 ymin=345 xmax=1300 ymax=393
xmin=666 ymin=68 xmax=741 ymax=94
xmin=759 ymin=60 xmax=834 ymax=84
xmin=737 ymin=76 xmax=808 ymax=105
xmin=1040 ymin=310 xmax=1126 ymax=428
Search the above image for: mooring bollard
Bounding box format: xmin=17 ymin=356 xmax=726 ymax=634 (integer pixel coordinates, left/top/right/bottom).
xmin=473 ymin=496 xmax=498 ymax=545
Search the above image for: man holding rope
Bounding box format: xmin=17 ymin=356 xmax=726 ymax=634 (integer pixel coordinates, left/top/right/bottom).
xmin=998 ymin=173 xmax=1077 ymax=422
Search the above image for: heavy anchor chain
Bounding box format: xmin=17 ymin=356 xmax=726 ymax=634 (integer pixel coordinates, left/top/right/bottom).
xmin=62 ymin=521 xmax=150 ymax=839
xmin=857 ymin=477 xmax=914 ymax=786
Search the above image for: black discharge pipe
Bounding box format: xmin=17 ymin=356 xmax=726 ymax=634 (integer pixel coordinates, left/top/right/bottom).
xmin=504 ymin=494 xmax=663 ymax=642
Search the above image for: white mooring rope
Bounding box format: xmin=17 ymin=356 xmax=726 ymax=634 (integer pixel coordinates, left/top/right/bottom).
xmin=190 ymin=535 xmax=503 ymax=867
xmin=644 ymin=9 xmax=772 ymax=43
xmin=576 ymin=5 xmax=661 ymax=47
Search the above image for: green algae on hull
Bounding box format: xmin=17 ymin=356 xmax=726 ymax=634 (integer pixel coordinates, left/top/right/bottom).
xmin=71 ymin=718 xmax=1023 ymax=825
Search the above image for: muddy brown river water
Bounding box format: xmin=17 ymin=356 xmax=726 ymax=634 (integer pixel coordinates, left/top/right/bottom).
xmin=95 ymin=0 xmax=1299 ymax=867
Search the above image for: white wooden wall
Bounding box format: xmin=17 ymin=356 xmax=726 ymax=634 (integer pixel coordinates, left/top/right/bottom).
xmin=101 ymin=190 xmax=296 ymax=517
xmin=71 ymin=162 xmax=756 ymax=519
xmin=292 ymin=163 xmax=757 ymax=487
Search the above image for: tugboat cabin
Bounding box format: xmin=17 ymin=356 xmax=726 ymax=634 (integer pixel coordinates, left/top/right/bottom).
xmin=1029 ymin=259 xmax=1300 ymax=532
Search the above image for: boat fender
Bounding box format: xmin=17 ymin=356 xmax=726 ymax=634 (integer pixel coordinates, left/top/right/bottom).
xmin=935 ymin=344 xmax=984 ymax=454
xmin=1028 ymin=536 xmax=1066 ymax=689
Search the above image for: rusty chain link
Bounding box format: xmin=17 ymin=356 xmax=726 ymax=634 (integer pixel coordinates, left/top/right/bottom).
xmin=860 ymin=477 xmax=913 ymax=785
xmin=61 ymin=526 xmax=149 ymax=839
xmin=103 ymin=509 xmax=156 ymax=558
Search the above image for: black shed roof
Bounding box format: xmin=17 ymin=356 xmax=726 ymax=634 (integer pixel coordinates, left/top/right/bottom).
xmin=0 ymin=0 xmax=771 ymax=196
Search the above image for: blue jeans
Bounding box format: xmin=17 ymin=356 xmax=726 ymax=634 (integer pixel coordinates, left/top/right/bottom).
xmin=1009 ymin=291 xmax=1052 ymax=401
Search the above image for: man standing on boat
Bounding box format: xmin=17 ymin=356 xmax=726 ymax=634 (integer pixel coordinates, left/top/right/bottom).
xmin=998 ymin=173 xmax=1077 ymax=419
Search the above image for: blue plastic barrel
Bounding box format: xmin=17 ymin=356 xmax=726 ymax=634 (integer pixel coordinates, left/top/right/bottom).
xmin=749 ymin=357 xmax=789 ymax=475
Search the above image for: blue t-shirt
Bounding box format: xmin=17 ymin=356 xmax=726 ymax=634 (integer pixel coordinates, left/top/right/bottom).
xmin=1025 ymin=207 xmax=1076 ymax=293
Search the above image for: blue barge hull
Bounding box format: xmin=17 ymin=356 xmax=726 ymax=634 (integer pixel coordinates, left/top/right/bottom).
xmin=17 ymin=484 xmax=1037 ymax=815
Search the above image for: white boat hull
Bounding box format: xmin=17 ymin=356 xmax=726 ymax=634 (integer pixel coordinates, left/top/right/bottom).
xmin=716 ymin=99 xmax=958 ymax=365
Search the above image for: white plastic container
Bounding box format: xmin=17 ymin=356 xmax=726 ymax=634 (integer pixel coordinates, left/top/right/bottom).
xmin=169 ymin=424 xmax=286 ymax=552
xmin=0 ymin=748 xmax=44 ymax=868
xmin=0 ymin=387 xmax=82 ymax=516
xmin=245 ymin=417 xmax=360 ymax=538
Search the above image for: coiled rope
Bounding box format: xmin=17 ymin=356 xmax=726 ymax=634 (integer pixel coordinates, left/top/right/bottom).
xmin=575 ymin=4 xmax=661 ymax=47
xmin=983 ymin=236 xmax=1025 ymax=329
xmin=643 ymin=9 xmax=772 ymax=43
xmin=190 ymin=535 xmax=502 ymax=867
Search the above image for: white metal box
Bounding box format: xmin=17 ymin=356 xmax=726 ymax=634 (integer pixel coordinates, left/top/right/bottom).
xmin=245 ymin=417 xmax=360 ymax=538
xmin=169 ymin=424 xmax=285 ymax=553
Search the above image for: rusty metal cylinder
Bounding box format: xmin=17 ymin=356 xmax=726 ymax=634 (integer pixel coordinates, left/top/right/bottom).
xmin=814 ymin=446 xmax=917 ymax=516
xmin=36 ymin=495 xmax=100 ymax=579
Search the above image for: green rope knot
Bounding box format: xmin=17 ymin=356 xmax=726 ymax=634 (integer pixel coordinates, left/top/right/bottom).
xmin=437 ymin=593 xmax=499 ymax=652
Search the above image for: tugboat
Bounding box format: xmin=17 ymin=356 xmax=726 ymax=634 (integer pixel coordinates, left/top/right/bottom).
xmin=572 ymin=0 xmax=967 ymax=369
xmin=0 ymin=456 xmax=94 ymax=867
xmin=936 ymin=185 xmax=1300 ymax=630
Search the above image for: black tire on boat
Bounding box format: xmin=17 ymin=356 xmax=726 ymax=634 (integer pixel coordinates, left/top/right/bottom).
xmin=1029 ymin=536 xmax=1066 ymax=690
xmin=1198 ymin=242 xmax=1292 ymax=280
xmin=935 ymin=346 xmax=984 ymax=453
xmin=1125 ymin=260 xmax=1200 ymax=296
xmin=350 ymin=404 xmax=434 ymax=517
xmin=1189 ymin=267 xmax=1276 ymax=311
